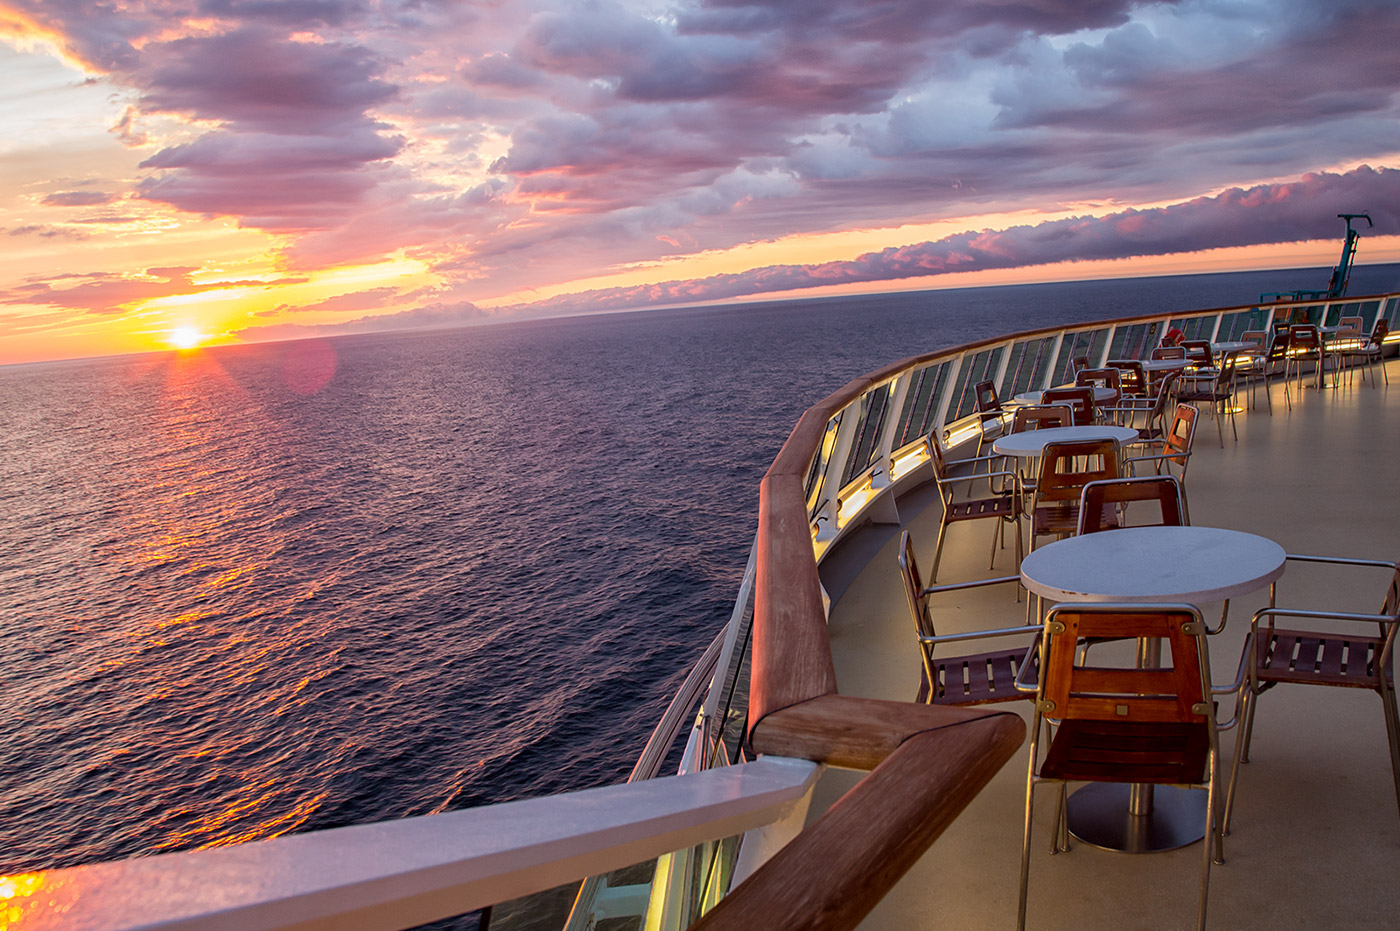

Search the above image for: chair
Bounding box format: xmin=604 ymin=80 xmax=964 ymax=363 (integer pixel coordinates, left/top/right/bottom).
xmin=1076 ymin=474 xmax=1189 ymax=534
xmin=1182 ymin=339 xmax=1216 ymax=372
xmin=1070 ymin=354 xmax=1090 ymax=375
xmin=1177 ymin=354 xmax=1237 ymax=447
xmin=1028 ymin=439 xmax=1120 ymax=551
xmin=1105 ymin=370 xmax=1178 ymax=436
xmin=974 ymin=379 xmax=1006 ymax=458
xmin=898 ymin=531 xmax=1037 ymax=705
xmin=1040 ymin=386 xmax=1095 ymax=426
xmin=1106 ymin=360 xmax=1148 ymax=398
xmin=1125 ymin=402 xmax=1197 ymax=483
xmin=1225 ymin=555 xmax=1400 ymax=829
xmin=925 ymin=434 xmax=1023 ymax=583
xmin=1236 ymin=328 xmax=1291 ymax=413
xmin=1152 ymin=345 xmax=1187 ymax=360
xmin=1018 ymin=603 xmax=1238 ymax=931
xmin=1286 ymin=324 xmax=1326 ymax=389
xmin=1075 ymin=367 xmax=1122 ymax=416
xmin=1010 ymin=404 xmax=1072 ymax=433
xmin=1339 ymin=318 xmax=1390 ymax=387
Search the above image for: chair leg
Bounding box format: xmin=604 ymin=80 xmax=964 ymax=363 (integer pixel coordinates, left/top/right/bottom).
xmin=1018 ymin=776 xmax=1038 ymax=931
xmin=930 ymin=519 xmax=950 ymax=583
xmin=1224 ymin=684 xmax=1259 ymax=834
xmin=1379 ymin=683 xmax=1400 ymax=818
xmin=1198 ymin=754 xmax=1219 ymax=931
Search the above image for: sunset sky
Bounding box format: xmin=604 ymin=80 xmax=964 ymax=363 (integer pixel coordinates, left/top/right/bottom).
xmin=2 ymin=0 xmax=1398 ymax=365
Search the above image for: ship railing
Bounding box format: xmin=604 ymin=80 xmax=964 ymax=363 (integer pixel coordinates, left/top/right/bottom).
xmin=8 ymin=292 xmax=1399 ymax=931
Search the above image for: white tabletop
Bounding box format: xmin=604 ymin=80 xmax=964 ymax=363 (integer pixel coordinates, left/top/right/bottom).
xmin=992 ymin=425 xmax=1138 ymax=458
xmin=1020 ymin=525 xmax=1286 ymax=603
xmin=1014 ymin=385 xmax=1118 ymax=405
xmin=1135 ymin=358 xmax=1190 ymax=372
xmin=1211 ymin=341 xmax=1255 ymax=354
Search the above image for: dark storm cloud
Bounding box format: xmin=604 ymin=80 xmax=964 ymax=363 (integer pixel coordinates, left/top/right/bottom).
xmin=500 ymin=166 xmax=1400 ymax=313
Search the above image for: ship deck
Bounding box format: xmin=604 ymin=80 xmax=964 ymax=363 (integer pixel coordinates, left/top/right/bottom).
xmin=813 ymin=367 xmax=1400 ymax=930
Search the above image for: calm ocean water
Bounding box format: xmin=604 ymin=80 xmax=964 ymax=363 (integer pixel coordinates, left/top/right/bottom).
xmin=2 ymin=265 xmax=1397 ymax=885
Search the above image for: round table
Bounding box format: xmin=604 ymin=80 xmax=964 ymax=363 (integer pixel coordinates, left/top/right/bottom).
xmin=1136 ymin=358 xmax=1189 ymax=373
xmin=1211 ymin=341 xmax=1256 ymax=355
xmin=992 ymin=425 xmax=1138 ymax=459
xmin=1020 ymin=526 xmax=1286 ymax=853
xmin=1014 ymin=385 xmax=1118 ymax=405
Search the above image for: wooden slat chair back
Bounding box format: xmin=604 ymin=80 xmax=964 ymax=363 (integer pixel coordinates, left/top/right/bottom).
xmin=1077 ymin=475 xmax=1188 ymax=534
xmin=1074 ymin=367 xmax=1122 ymax=411
xmin=1070 ymin=354 xmax=1090 ymax=374
xmin=898 ymin=531 xmax=1035 ymax=706
xmin=1126 ymin=402 xmax=1197 ymax=482
xmin=924 ymin=434 xmax=1023 ymax=583
xmin=974 ymin=379 xmax=1005 ymax=456
xmin=1019 ymin=604 xmax=1224 ymax=931
xmin=1226 ymin=555 xmax=1400 ymax=829
xmin=1152 ymin=345 xmax=1187 ymax=360
xmin=1182 ymin=339 xmax=1215 ymax=370
xmin=1029 ymin=439 xmax=1120 ymax=547
xmin=1011 ymin=404 xmax=1073 ymax=433
xmin=1039 ymin=386 xmax=1095 ymax=426
xmin=1106 ymin=360 xmax=1148 ymax=397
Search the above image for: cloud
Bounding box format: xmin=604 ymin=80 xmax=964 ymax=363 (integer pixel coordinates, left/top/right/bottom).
xmin=0 ymin=268 xmax=308 ymax=315
xmin=493 ymin=165 xmax=1400 ymax=314
xmin=41 ymin=191 xmax=117 ymax=207
xmin=262 ymin=286 xmax=401 ymax=315
xmin=238 ymin=299 xmax=488 ymax=339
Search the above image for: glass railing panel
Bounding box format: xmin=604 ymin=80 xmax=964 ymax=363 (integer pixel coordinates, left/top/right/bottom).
xmin=946 ymin=347 xmax=1003 ymax=421
xmin=892 ymin=361 xmax=950 ymax=451
xmin=1216 ymin=309 xmax=1269 ymax=340
xmin=839 ymin=382 xmax=892 ymax=487
xmin=1106 ymin=321 xmax=1160 ymax=360
xmin=1049 ymin=327 xmax=1109 ymax=384
xmin=998 ymin=336 xmax=1056 ymax=399
xmin=804 ymin=412 xmax=843 ymax=519
xmin=1357 ymin=300 xmax=1382 ymax=330
xmin=1168 ymin=314 xmax=1216 ymax=342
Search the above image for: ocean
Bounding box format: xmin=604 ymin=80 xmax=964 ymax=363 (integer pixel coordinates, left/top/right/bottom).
xmin=2 ymin=264 xmax=1397 ymax=899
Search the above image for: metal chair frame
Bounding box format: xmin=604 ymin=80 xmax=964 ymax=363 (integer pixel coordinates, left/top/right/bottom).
xmin=1224 ymin=554 xmax=1400 ymax=832
xmin=1124 ymin=402 xmax=1197 ymax=483
xmin=1017 ymin=603 xmax=1246 ymax=931
xmin=898 ymin=531 xmax=1037 ymax=706
xmin=924 ymin=435 xmax=1023 ymax=583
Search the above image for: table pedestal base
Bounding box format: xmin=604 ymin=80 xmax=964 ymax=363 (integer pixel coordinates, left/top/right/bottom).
xmin=1066 ymin=784 xmax=1207 ymax=853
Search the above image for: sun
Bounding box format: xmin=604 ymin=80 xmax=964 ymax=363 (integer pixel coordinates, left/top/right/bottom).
xmin=169 ymin=326 xmax=205 ymax=350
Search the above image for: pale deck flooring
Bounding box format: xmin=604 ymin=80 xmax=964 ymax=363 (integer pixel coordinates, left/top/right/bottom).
xmin=815 ymin=362 xmax=1400 ymax=930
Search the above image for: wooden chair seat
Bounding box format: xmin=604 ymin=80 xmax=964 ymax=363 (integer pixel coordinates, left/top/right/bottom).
xmin=948 ymin=495 xmax=1016 ymax=523
xmin=919 ymin=645 xmax=1036 ymax=705
xmin=1255 ymin=628 xmax=1394 ymax=689
xmin=1041 ymin=719 xmax=1210 ymax=784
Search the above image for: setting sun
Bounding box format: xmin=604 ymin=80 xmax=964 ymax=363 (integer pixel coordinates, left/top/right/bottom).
xmin=169 ymin=326 xmax=205 ymax=350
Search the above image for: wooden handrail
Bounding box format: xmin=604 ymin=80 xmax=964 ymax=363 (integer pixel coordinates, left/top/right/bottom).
xmin=693 ymin=711 xmax=1024 ymax=931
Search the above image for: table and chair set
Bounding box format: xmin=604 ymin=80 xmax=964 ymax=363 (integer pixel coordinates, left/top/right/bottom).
xmin=902 ymin=354 xmax=1400 ymax=930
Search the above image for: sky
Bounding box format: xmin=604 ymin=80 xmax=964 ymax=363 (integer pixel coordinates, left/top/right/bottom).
xmin=1 ymin=0 xmax=1398 ymax=365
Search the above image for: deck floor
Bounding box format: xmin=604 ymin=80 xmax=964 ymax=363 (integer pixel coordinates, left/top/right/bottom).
xmin=815 ymin=364 xmax=1400 ymax=930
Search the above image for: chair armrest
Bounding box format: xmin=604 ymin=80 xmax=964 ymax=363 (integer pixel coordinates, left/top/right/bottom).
xmin=1014 ymin=633 xmax=1043 ymax=694
xmin=1210 ymin=631 xmax=1255 ymax=730
xmin=921 ymin=575 xmax=1022 ymax=596
xmin=1283 ymin=553 xmax=1398 ymax=571
xmin=916 ymin=625 xmax=1039 ymax=646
